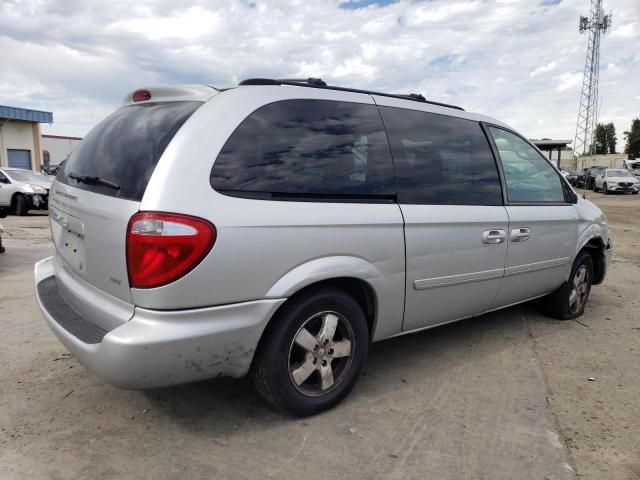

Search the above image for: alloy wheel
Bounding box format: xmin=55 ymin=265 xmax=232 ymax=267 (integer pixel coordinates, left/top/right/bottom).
xmin=569 ymin=265 xmax=590 ymax=314
xmin=288 ymin=311 xmax=354 ymax=397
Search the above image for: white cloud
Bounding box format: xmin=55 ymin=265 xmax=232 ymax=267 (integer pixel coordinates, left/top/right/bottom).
xmin=611 ymin=22 xmax=636 ymax=38
xmin=412 ymin=2 xmax=482 ymax=24
xmin=530 ymin=61 xmax=558 ymax=78
xmin=0 ymin=0 xmax=638 ymax=144
xmin=556 ymin=72 xmax=584 ymax=92
xmin=333 ymin=57 xmax=377 ymax=79
xmin=109 ymin=6 xmax=221 ymax=40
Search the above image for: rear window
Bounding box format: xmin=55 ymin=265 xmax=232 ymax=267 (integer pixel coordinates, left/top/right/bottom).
xmin=58 ymin=101 xmax=201 ymax=201
xmin=210 ymin=99 xmax=395 ymax=201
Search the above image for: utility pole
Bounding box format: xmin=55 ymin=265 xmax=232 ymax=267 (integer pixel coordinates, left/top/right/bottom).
xmin=573 ymin=0 xmax=611 ymax=168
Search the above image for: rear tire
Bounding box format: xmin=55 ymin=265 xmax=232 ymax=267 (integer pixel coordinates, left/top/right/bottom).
xmin=251 ymin=287 xmax=369 ymax=416
xmin=13 ymin=195 xmax=29 ymax=216
xmin=541 ymin=251 xmax=594 ymax=320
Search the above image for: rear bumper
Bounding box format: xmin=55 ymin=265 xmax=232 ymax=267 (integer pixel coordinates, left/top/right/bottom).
xmin=34 ymin=256 xmax=285 ymax=389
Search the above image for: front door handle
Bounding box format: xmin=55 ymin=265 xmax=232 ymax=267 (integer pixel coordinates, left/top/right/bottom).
xmin=510 ymin=227 xmax=531 ymax=242
xmin=482 ymin=229 xmax=506 ymax=244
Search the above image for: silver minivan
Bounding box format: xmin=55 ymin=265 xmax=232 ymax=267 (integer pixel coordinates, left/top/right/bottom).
xmin=35 ymin=78 xmax=611 ymax=416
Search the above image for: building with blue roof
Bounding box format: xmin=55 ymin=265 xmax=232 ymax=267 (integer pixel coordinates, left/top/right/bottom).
xmin=0 ymin=105 xmax=53 ymax=171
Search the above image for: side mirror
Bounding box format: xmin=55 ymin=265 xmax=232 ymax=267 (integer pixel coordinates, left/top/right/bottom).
xmin=0 ymin=178 xmax=9 ymax=184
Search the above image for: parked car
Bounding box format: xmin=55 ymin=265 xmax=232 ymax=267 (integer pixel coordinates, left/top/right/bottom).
xmin=0 ymin=207 xmax=6 ymax=254
xmin=565 ymin=170 xmax=580 ymax=187
xmin=571 ymin=168 xmax=590 ymax=188
xmin=593 ymin=168 xmax=640 ymax=195
xmin=584 ymin=166 xmax=606 ymax=190
xmin=0 ymin=168 xmax=52 ymax=215
xmin=42 ymin=164 xmax=62 ymax=177
xmin=34 ymin=79 xmax=612 ymax=416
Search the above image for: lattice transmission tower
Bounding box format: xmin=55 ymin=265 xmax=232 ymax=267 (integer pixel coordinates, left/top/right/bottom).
xmin=573 ymin=0 xmax=611 ymax=164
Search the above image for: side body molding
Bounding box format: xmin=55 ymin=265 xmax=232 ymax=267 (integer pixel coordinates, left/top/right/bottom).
xmin=265 ymin=255 xmax=405 ymax=342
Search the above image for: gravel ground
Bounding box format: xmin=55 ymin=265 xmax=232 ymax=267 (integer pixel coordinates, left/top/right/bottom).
xmin=0 ymin=192 xmax=638 ymax=479
xmin=527 ymin=189 xmax=640 ymax=480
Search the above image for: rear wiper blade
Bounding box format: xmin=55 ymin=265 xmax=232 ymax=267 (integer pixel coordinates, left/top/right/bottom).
xmin=69 ymin=172 xmax=120 ymax=190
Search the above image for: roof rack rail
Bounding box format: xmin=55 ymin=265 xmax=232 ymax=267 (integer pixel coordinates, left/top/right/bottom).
xmin=237 ymin=77 xmax=464 ymax=111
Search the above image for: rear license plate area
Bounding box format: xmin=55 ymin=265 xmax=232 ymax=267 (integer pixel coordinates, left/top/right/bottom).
xmin=50 ymin=208 xmax=87 ymax=274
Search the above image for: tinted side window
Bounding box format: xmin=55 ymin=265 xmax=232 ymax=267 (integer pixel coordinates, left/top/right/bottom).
xmin=379 ymin=107 xmax=502 ymax=205
xmin=58 ymin=101 xmax=201 ymax=201
xmin=489 ymin=127 xmax=566 ymax=203
xmin=211 ymin=99 xmax=395 ymax=199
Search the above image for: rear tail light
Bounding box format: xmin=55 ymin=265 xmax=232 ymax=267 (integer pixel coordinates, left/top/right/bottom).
xmin=126 ymin=212 xmax=216 ymax=288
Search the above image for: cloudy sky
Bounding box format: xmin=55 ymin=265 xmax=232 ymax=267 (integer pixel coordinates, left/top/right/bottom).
xmin=0 ymin=0 xmax=638 ymax=148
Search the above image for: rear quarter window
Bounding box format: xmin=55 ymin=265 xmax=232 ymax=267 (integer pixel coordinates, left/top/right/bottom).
xmin=58 ymin=101 xmax=201 ymax=201
xmin=210 ymin=99 xmax=396 ymax=201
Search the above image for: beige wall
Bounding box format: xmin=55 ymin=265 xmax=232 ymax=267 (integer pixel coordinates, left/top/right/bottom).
xmin=42 ymin=136 xmax=82 ymax=165
xmin=541 ymin=150 xmax=574 ymax=169
xmin=0 ymin=119 xmax=39 ymax=169
xmin=576 ymin=154 xmax=628 ymax=170
xmin=32 ymin=123 xmax=42 ymax=172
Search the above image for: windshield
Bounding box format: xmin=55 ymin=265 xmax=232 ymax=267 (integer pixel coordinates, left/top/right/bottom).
xmin=608 ymin=169 xmax=633 ymax=177
xmin=5 ymin=169 xmax=52 ymax=184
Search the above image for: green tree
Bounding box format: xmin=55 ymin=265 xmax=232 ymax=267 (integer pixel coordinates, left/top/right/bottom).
xmin=624 ymin=118 xmax=640 ymax=158
xmin=593 ymin=123 xmax=608 ymax=154
xmin=605 ymin=122 xmax=616 ymax=153
xmin=592 ymin=122 xmax=617 ymax=154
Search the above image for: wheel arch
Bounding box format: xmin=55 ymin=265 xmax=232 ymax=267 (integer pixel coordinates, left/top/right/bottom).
xmin=264 ymin=256 xmax=390 ymax=341
xmin=11 ymin=191 xmax=24 ymax=206
xmin=578 ymin=236 xmax=606 ymax=285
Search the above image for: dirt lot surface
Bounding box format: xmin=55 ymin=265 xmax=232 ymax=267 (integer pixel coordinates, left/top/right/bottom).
xmin=0 ymin=192 xmax=638 ymax=479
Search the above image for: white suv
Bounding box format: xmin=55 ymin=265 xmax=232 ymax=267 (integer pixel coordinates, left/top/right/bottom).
xmin=593 ymin=168 xmax=640 ymax=194
xmin=35 ymin=79 xmax=611 ymax=415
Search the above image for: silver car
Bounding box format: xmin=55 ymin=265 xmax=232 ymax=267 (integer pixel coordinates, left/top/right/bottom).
xmin=34 ymin=79 xmax=612 ymax=416
xmin=0 ymin=168 xmax=52 ymax=215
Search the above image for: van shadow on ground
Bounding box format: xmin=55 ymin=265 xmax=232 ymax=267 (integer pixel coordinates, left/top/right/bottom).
xmin=142 ymin=300 xmax=559 ymax=433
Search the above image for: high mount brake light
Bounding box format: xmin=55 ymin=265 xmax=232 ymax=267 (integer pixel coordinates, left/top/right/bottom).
xmin=132 ymin=89 xmax=152 ymax=102
xmin=126 ymin=212 xmax=216 ymax=288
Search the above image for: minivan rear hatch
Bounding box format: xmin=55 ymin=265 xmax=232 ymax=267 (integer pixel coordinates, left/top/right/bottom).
xmin=50 ymin=93 xmax=207 ymax=304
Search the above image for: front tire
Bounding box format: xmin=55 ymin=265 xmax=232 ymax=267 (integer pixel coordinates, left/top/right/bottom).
xmin=603 ymin=183 xmax=609 ymax=195
xmin=542 ymin=251 xmax=594 ymax=320
xmin=252 ymin=287 xmax=369 ymax=416
xmin=13 ymin=194 xmax=29 ymax=216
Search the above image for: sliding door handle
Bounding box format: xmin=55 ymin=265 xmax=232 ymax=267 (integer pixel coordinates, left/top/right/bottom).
xmin=510 ymin=228 xmax=531 ymax=242
xmin=482 ymin=229 xmax=506 ymax=244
